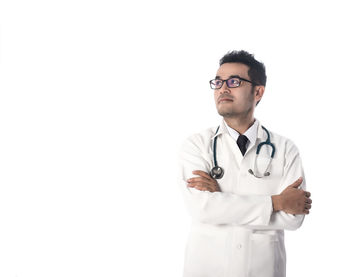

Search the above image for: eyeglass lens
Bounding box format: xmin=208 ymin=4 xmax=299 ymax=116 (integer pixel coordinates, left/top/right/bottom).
xmin=211 ymin=78 xmax=240 ymax=89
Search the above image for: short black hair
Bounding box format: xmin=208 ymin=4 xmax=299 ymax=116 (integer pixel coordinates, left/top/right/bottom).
xmin=219 ymin=50 xmax=267 ymax=86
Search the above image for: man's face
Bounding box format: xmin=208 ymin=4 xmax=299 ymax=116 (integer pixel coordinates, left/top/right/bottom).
xmin=214 ymin=62 xmax=258 ymax=118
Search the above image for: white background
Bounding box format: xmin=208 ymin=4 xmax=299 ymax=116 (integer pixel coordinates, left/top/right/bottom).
xmin=0 ymin=0 xmax=349 ymax=276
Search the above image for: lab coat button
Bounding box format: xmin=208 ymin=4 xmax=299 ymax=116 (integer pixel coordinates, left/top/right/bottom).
xmin=237 ymin=243 xmax=242 ymax=249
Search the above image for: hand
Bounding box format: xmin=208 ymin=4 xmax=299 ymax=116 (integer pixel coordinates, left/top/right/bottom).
xmin=275 ymin=177 xmax=312 ymax=215
xmin=187 ymin=170 xmax=221 ymax=192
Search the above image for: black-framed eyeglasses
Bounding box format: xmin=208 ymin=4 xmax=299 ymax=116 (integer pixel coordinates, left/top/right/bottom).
xmin=209 ymin=76 xmax=257 ymax=89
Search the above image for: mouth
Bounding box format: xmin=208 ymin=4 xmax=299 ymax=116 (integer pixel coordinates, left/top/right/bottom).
xmin=219 ymin=99 xmax=233 ymax=103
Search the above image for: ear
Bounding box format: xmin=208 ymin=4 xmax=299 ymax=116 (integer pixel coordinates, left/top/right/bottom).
xmin=255 ymin=86 xmax=265 ymax=101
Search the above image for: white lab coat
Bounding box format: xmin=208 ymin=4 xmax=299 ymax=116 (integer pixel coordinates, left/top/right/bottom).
xmin=177 ymin=118 xmax=306 ymax=277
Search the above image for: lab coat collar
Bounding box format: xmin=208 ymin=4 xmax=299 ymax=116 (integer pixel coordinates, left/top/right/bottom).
xmin=210 ymin=118 xmax=266 ymax=141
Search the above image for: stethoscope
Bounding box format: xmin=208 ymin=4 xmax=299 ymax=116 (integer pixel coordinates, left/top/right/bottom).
xmin=210 ymin=125 xmax=276 ymax=179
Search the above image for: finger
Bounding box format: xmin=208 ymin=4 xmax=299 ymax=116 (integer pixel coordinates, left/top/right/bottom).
xmin=304 ymin=191 xmax=311 ymax=198
xmin=192 ymin=170 xmax=213 ymax=181
xmin=188 ymin=177 xmax=213 ymax=186
xmin=187 ymin=181 xmax=200 ymax=188
xmin=192 ymin=184 xmax=207 ymax=191
xmin=290 ymin=177 xmax=303 ymax=188
xmin=191 ymin=180 xmax=217 ymax=192
xmin=193 ymin=183 xmax=214 ymax=192
xmin=187 ymin=180 xmax=206 ymax=188
xmin=305 ymin=204 xmax=312 ymax=209
xmin=305 ymin=198 xmax=312 ymax=204
xmin=304 ymin=209 xmax=310 ymax=214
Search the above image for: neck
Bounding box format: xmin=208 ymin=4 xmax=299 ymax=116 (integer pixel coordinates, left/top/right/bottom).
xmin=224 ymin=115 xmax=255 ymax=135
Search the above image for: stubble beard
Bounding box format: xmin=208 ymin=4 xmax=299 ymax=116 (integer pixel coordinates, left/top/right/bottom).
xmin=218 ymin=105 xmax=253 ymax=119
xmin=218 ymin=107 xmax=240 ymax=118
xmin=217 ymin=88 xmax=255 ymax=119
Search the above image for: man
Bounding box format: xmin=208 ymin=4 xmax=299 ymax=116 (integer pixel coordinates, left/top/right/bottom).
xmin=177 ymin=50 xmax=312 ymax=277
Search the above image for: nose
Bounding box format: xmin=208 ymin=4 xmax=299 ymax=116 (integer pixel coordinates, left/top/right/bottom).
xmin=218 ymin=80 xmax=231 ymax=94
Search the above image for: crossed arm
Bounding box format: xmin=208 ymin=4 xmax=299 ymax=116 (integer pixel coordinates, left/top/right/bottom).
xmin=187 ymin=170 xmax=312 ymax=214
xmin=178 ymin=136 xmax=312 ymax=230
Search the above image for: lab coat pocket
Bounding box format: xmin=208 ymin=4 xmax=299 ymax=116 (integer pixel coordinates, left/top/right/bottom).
xmin=184 ymin=229 xmax=229 ymax=277
xmin=247 ymin=233 xmax=278 ymax=277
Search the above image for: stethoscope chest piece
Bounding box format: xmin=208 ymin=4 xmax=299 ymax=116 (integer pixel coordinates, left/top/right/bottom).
xmin=210 ymin=166 xmax=224 ymax=179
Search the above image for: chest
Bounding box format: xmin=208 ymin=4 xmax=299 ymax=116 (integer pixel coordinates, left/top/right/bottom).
xmin=207 ymin=134 xmax=285 ymax=195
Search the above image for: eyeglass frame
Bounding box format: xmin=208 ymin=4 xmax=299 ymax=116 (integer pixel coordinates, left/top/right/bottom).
xmin=209 ymin=75 xmax=258 ymax=89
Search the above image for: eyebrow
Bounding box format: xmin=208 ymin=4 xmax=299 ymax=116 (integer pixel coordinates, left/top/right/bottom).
xmin=215 ymin=74 xmax=240 ymax=79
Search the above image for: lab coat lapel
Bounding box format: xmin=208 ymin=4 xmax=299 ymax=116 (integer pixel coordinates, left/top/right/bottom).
xmin=211 ymin=119 xmax=244 ymax=166
xmin=223 ymin=133 xmax=244 ymax=165
xmin=212 ymin=118 xmax=267 ymax=167
xmin=244 ymin=119 xmax=266 ymax=156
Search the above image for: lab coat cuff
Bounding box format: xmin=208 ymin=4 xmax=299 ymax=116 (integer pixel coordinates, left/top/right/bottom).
xmin=261 ymin=196 xmax=273 ymax=226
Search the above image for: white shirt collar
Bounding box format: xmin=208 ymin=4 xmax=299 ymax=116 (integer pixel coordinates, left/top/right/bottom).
xmin=223 ymin=118 xmax=259 ymax=150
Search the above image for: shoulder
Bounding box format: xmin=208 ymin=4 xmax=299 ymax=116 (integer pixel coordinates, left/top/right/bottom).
xmin=179 ymin=125 xmax=218 ymax=152
xmin=268 ymin=128 xmax=301 ymax=157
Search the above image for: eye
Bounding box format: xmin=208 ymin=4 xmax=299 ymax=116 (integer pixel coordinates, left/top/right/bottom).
xmin=227 ymin=78 xmax=240 ymax=87
xmin=212 ymin=79 xmax=222 ymax=87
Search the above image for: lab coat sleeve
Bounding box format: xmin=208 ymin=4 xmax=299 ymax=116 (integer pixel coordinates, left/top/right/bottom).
xmin=243 ymin=139 xmax=307 ymax=231
xmin=177 ymin=135 xmax=273 ymax=226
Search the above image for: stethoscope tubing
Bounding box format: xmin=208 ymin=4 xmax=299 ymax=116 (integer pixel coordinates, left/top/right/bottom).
xmin=210 ymin=124 xmax=275 ymax=179
xmin=213 ymin=126 xmax=220 ymax=167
